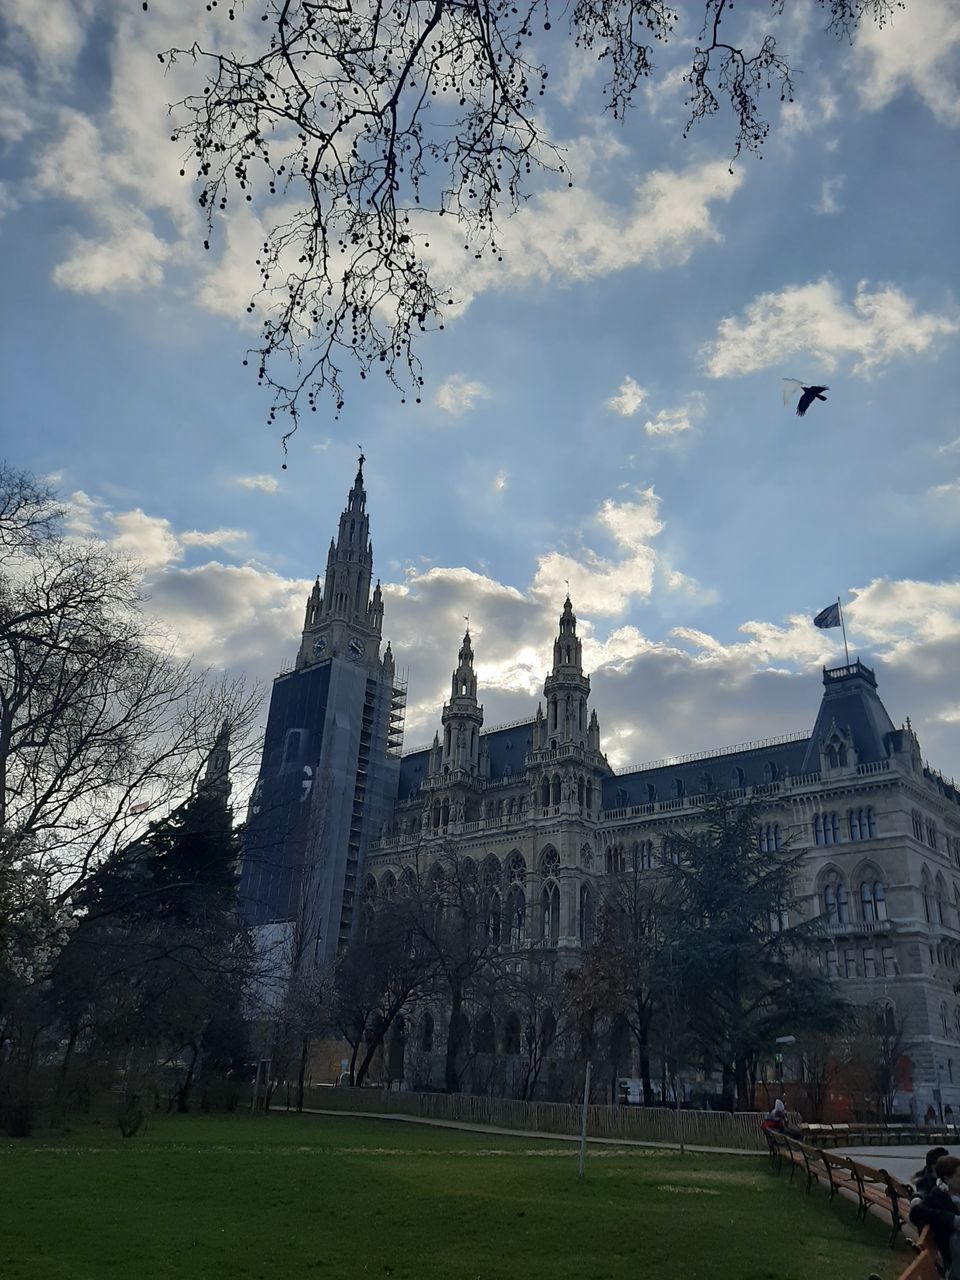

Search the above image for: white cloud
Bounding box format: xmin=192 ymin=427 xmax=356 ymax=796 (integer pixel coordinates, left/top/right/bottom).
xmin=939 ymin=437 xmax=960 ymax=455
xmin=53 ymin=208 xmax=172 ymax=293
xmin=815 ymin=176 xmax=844 ymax=216
xmin=181 ymin=528 xmax=247 ymax=550
xmin=643 ymin=392 xmax=706 ymax=439
xmin=434 ymin=374 xmax=491 ymax=418
xmin=854 ymin=0 xmax=960 ymax=126
xmin=702 ymin=278 xmax=959 ymax=379
xmin=0 ymin=0 xmax=94 ymax=77
xmin=107 ymin=509 xmax=181 ymax=570
xmin=423 ymin=158 xmax=744 ymax=312
xmin=606 ymin=377 xmax=648 ymax=417
xmin=493 ymin=471 xmax=508 ymax=493
xmin=232 ymin=474 xmax=280 ymax=494
xmin=0 ymin=66 xmax=32 ymax=142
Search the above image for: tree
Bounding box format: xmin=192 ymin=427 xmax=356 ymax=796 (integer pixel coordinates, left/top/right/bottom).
xmin=565 ymin=906 xmax=631 ymax=1103
xmin=662 ymin=796 xmax=844 ymax=1110
xmin=164 ymin=0 xmax=903 ymax=433
xmin=840 ymin=1004 xmax=910 ymax=1121
xmin=498 ymin=953 xmax=567 ymax=1100
xmin=406 ymin=847 xmax=501 ymax=1092
xmin=333 ymin=901 xmax=433 ymax=1087
xmin=0 ymin=463 xmax=261 ymax=1117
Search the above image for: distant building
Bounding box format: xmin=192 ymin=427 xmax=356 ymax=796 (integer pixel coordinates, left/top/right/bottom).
xmin=241 ymin=459 xmax=960 ymax=1116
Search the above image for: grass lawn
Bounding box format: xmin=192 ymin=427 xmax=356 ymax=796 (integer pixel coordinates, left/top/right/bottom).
xmin=0 ymin=1110 xmax=903 ymax=1280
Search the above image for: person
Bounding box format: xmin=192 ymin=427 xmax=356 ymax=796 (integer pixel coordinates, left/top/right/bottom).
xmin=910 ymin=1154 xmax=960 ymax=1272
xmin=914 ymin=1147 xmax=951 ymax=1197
xmin=761 ymin=1099 xmax=788 ymax=1134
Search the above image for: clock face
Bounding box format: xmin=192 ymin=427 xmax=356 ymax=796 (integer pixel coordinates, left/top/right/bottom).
xmin=348 ymin=637 xmax=365 ymax=660
xmin=312 ymin=636 xmax=327 ymax=658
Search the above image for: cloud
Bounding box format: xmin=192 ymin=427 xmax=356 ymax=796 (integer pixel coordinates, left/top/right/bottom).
xmin=606 ymin=377 xmax=648 ymax=417
xmin=939 ymin=437 xmax=960 ymax=455
xmin=0 ymin=65 xmax=33 ymax=142
xmin=0 ymin=0 xmax=94 ymax=77
xmin=181 ymin=528 xmax=247 ymax=550
xmin=702 ymin=278 xmax=959 ymax=378
xmin=434 ymin=374 xmax=491 ymax=418
xmin=423 ymin=158 xmax=744 ymax=312
xmin=854 ymin=0 xmax=960 ymax=126
xmin=232 ymin=474 xmax=280 ymax=494
xmin=815 ymin=176 xmax=844 ymax=216
xmin=643 ymin=392 xmax=706 ymax=439
xmin=493 ymin=471 xmax=508 ymax=493
xmin=107 ymin=508 xmax=181 ymax=570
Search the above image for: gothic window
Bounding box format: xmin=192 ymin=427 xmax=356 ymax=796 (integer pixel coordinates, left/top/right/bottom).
xmin=823 ymin=884 xmax=837 ymax=922
xmin=363 ymin=874 xmax=378 ymax=901
xmin=585 ymin=781 xmax=593 ymax=810
xmin=730 ymin=767 xmax=745 ymax=789
xmin=662 ymin=835 xmax=680 ymax=867
xmin=837 ymin=881 xmax=850 ymax=924
xmin=912 ymin=810 xmax=924 ymax=841
xmin=577 ymin=777 xmax=585 ymax=806
xmin=580 ymin=843 xmax=594 ymax=870
xmin=539 ymin=777 xmax=550 ymax=807
xmin=398 ymin=868 xmax=416 ymax=899
xmin=507 ymin=852 xmax=526 ymax=884
xmin=540 ymin=847 xmax=561 ymax=879
xmin=483 ymin=890 xmax=502 ymax=945
xmin=936 ymin=875 xmax=947 ymax=925
xmin=928 ymin=820 xmax=940 ymax=851
xmin=673 ymin=777 xmax=684 ymax=799
xmin=758 ymin=823 xmax=780 ymax=853
xmin=579 ymin=883 xmax=595 ymax=947
xmin=540 ymin=882 xmax=560 ymax=947
xmin=639 ymin=841 xmax=654 ymax=870
xmin=922 ymin=872 xmax=934 ymax=924
xmin=821 ymin=871 xmax=849 ymax=924
xmin=379 ymin=871 xmax=397 ymax=898
xmin=616 ymin=787 xmax=629 ymax=809
xmin=763 ymin=760 xmax=779 ymax=783
xmin=505 ymin=887 xmax=525 ymax=949
xmin=420 ymin=1012 xmax=434 ymax=1053
xmin=699 ymin=772 xmax=714 ymax=795
xmin=551 ymin=775 xmax=562 ymax=805
xmin=860 ymin=880 xmax=877 ymax=923
xmin=646 ymin=783 xmax=657 ymax=803
xmin=475 ymin=1012 xmax=496 ymax=1055
xmin=503 ymin=1011 xmax=521 ymax=1055
xmin=942 ymin=1004 xmax=950 ymax=1039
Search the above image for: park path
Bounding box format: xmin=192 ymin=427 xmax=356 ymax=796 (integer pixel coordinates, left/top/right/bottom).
xmin=301 ymin=1106 xmax=755 ymax=1157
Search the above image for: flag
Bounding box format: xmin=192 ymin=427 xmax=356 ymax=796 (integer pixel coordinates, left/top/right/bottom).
xmin=814 ymin=603 xmax=841 ymax=629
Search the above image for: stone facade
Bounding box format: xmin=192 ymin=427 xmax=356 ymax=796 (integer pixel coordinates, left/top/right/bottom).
xmin=244 ymin=460 xmax=960 ymax=1116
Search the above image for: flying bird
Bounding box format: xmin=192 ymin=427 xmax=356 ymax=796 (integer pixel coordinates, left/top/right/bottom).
xmin=783 ymin=378 xmax=829 ymax=417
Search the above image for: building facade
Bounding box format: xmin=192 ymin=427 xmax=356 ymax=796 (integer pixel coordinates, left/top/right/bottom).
xmin=242 ymin=461 xmax=960 ymax=1115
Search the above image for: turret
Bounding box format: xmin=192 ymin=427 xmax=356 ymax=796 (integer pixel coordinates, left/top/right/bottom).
xmin=543 ymin=595 xmax=592 ymax=747
xmin=440 ymin=627 xmax=484 ymax=774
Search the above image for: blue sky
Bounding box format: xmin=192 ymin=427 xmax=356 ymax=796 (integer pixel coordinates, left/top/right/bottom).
xmin=1 ymin=0 xmax=959 ymax=777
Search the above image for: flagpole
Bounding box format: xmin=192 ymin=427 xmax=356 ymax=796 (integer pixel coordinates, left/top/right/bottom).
xmin=837 ymin=596 xmax=850 ymax=666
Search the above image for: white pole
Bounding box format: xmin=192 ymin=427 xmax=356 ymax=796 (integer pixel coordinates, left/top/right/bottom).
xmin=837 ymin=596 xmax=850 ymax=665
xmin=578 ymin=1060 xmax=592 ymax=1179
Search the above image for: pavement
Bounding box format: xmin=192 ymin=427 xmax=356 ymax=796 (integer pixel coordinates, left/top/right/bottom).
xmin=834 ymin=1143 xmax=960 ymax=1184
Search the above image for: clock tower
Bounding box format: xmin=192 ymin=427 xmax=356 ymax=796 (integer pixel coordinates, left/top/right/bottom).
xmin=239 ymin=456 xmax=402 ymax=968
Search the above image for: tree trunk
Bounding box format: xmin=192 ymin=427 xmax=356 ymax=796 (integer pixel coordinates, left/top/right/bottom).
xmin=445 ymin=986 xmax=463 ymax=1093
xmin=734 ymin=1056 xmax=750 ymax=1113
xmin=296 ymin=1035 xmax=310 ymax=1112
xmin=175 ymin=1041 xmax=200 ymax=1114
xmin=640 ymin=1049 xmax=654 ymax=1107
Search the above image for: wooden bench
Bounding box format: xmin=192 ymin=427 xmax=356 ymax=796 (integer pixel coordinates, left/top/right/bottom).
xmin=766 ymin=1129 xmax=914 ymax=1246
xmin=894 ymin=1226 xmax=940 ymax=1280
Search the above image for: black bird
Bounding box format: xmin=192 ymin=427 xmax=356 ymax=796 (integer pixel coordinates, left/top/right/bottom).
xmin=783 ymin=378 xmax=829 ymax=417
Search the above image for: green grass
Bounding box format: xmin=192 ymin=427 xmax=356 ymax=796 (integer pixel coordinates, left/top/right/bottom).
xmin=0 ymin=1111 xmax=902 ymax=1280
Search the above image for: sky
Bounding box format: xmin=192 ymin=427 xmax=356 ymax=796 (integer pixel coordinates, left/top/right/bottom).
xmin=1 ymin=0 xmax=959 ymax=779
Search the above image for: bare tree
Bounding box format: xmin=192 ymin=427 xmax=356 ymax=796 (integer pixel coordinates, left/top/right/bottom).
xmin=163 ymin=0 xmax=903 ymax=434
xmin=840 ymin=1004 xmax=910 ymax=1122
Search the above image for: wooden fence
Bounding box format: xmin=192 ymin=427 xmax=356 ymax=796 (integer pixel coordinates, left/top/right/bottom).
xmin=302 ymin=1086 xmax=769 ymax=1151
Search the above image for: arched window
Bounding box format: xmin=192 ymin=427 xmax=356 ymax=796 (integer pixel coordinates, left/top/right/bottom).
xmin=585 ymin=781 xmax=593 ymax=810
xmin=814 ymin=814 xmax=823 ymax=846
xmin=483 ymin=889 xmax=502 ymax=945
xmin=420 ymin=1012 xmax=434 ymax=1053
xmin=615 ymin=787 xmax=628 ymax=808
xmin=771 ymin=824 xmax=781 ymax=851
xmin=506 ymin=852 xmax=526 ymax=884
xmin=475 ymin=1012 xmax=495 ymax=1055
xmin=579 ymin=883 xmax=595 ymax=947
xmin=763 ymin=760 xmax=779 ymax=783
xmin=922 ymin=873 xmax=934 ymax=924
xmin=837 ymin=881 xmax=849 ymax=924
xmin=663 ymin=835 xmax=680 ymax=867
xmin=577 ymin=777 xmax=585 ymax=806
xmin=503 ymin=1011 xmax=521 ymax=1055
xmin=936 ymin=877 xmax=947 ymax=925
xmin=823 ymin=883 xmax=837 ymax=922
xmin=848 ymin=809 xmax=860 ymax=841
xmin=646 ymin=783 xmax=657 ymax=803
xmin=731 ymin=767 xmax=745 ymax=789
xmin=942 ymin=1003 xmax=950 ymax=1039
xmin=551 ymin=774 xmax=561 ymax=806
xmin=580 ymin=843 xmax=594 ymax=870
xmin=913 ymin=810 xmax=924 ymax=841
xmin=861 ymin=881 xmax=877 ymax=923
xmin=540 ymin=846 xmax=561 ymax=878
xmin=540 ymin=882 xmax=560 ymax=947
xmin=673 ymin=777 xmax=684 ymax=799
xmin=539 ymin=777 xmax=550 ymax=808
xmin=506 ymin=886 xmax=525 ymax=948
xmin=379 ymin=870 xmax=397 ymax=899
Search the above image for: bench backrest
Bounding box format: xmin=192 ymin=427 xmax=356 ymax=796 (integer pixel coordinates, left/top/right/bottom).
xmin=896 ymin=1226 xmax=940 ymax=1280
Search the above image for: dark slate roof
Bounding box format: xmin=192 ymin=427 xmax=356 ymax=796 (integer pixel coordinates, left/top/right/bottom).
xmin=398 ymin=719 xmax=536 ymax=801
xmin=604 ymin=735 xmax=810 ymax=810
xmin=799 ymin=661 xmax=896 ymax=773
xmin=398 ymin=747 xmax=431 ymax=801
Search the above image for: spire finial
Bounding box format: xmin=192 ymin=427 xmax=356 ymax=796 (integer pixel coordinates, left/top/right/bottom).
xmin=463 ymin=614 xmax=470 ymax=635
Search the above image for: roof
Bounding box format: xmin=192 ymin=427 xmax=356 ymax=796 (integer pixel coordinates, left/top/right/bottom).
xmin=799 ymin=661 xmax=896 ymax=773
xmin=398 ymin=719 xmax=536 ymax=801
xmin=604 ymin=736 xmax=810 ymax=809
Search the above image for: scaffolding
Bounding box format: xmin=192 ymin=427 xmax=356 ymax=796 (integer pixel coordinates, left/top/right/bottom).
xmin=388 ymin=675 xmax=407 ymax=756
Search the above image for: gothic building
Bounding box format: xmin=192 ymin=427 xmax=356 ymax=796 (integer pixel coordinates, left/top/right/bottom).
xmin=241 ymin=460 xmax=960 ymax=1116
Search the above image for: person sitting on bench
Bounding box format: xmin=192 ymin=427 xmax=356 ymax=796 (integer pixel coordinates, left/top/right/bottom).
xmin=910 ymin=1154 xmax=960 ymax=1272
